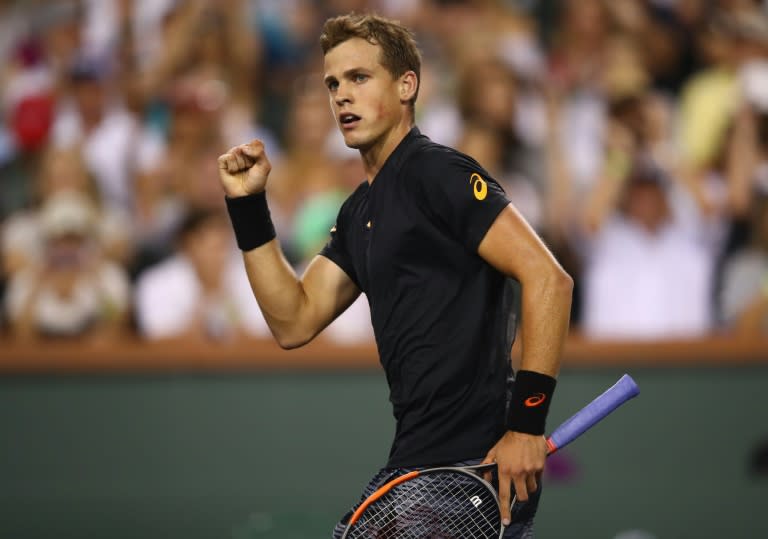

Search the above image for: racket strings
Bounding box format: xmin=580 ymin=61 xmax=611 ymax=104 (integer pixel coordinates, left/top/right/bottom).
xmin=345 ymin=471 xmax=501 ymax=538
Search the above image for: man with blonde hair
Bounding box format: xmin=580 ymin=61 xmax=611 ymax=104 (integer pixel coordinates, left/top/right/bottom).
xmin=218 ymin=13 xmax=572 ymax=537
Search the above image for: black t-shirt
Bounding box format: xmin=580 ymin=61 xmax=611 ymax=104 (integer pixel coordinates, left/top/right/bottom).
xmin=321 ymin=127 xmax=517 ymax=468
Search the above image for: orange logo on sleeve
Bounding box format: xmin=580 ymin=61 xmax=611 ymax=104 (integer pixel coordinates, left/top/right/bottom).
xmin=469 ymin=173 xmax=487 ymax=201
xmin=524 ymin=393 xmax=547 ymax=407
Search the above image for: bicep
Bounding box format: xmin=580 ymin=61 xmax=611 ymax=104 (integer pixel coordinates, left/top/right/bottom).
xmin=299 ymin=254 xmax=361 ymax=334
xmin=477 ymin=204 xmax=565 ymax=283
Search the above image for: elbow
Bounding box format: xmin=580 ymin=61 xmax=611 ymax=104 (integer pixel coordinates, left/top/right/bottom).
xmin=540 ymin=263 xmax=573 ymax=300
xmin=275 ymin=337 xmax=308 ymax=350
xmin=553 ymin=267 xmax=574 ymax=303
xmin=556 ymin=267 xmax=574 ymax=296
xmin=272 ymin=328 xmax=314 ymax=350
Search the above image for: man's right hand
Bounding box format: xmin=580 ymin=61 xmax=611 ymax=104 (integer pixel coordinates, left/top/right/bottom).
xmin=217 ymin=140 xmax=272 ymax=198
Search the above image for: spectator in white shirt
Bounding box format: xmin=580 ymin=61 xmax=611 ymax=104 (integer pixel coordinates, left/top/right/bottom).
xmin=4 ymin=190 xmax=130 ymax=341
xmin=134 ymin=207 xmax=269 ymax=342
xmin=578 ymin=154 xmax=720 ymax=339
xmin=51 ymin=58 xmax=139 ymax=211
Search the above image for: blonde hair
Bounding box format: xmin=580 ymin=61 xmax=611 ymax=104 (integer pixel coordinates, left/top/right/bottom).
xmin=320 ymin=13 xmax=422 ymax=107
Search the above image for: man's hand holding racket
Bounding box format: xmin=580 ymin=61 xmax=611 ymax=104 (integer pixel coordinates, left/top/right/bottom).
xmin=217 ymin=140 xmax=272 ymax=198
xmin=482 ymin=430 xmax=548 ymax=526
xmin=340 ymin=375 xmax=640 ymax=539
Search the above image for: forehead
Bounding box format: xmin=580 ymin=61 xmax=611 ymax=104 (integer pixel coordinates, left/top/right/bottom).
xmin=323 ymin=37 xmax=384 ymax=76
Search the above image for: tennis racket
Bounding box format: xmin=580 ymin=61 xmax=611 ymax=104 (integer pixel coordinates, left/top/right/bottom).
xmin=340 ymin=373 xmax=640 ymax=539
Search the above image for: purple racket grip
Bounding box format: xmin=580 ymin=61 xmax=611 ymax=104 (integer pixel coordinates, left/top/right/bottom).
xmin=546 ymin=374 xmax=639 ymax=454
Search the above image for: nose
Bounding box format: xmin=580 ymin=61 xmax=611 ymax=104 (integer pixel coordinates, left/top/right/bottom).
xmin=334 ymin=81 xmax=352 ymax=106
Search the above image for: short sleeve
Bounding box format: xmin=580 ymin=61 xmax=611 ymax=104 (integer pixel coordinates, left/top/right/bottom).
xmin=319 ymin=202 xmax=361 ymax=289
xmin=411 ymin=149 xmax=511 ymax=251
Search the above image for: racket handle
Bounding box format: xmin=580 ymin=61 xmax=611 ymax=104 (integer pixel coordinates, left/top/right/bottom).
xmin=545 ymin=374 xmax=639 ymax=454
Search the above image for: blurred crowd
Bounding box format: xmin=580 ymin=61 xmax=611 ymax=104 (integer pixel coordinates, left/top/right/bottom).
xmin=1 ymin=0 xmax=768 ymax=345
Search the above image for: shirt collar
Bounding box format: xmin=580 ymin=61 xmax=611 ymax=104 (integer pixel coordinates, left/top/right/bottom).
xmin=374 ymin=126 xmax=422 ymax=182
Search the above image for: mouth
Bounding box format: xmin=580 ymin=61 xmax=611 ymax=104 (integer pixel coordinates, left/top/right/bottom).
xmin=339 ymin=112 xmax=361 ymax=129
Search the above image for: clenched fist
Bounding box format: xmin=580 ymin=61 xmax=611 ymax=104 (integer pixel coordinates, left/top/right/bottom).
xmin=217 ymin=140 xmax=272 ymax=198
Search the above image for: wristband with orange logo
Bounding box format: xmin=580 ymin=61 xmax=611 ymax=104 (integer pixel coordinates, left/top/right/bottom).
xmin=507 ymin=370 xmax=557 ymax=435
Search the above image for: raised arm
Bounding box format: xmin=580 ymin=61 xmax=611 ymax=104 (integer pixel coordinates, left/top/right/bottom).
xmin=218 ymin=141 xmax=360 ymax=349
xmin=581 ymin=121 xmax=636 ymax=235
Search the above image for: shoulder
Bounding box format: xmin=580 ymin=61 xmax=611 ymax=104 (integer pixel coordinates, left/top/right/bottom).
xmin=404 ymin=136 xmax=484 ymax=178
xmin=401 ymin=135 xmax=501 ymax=201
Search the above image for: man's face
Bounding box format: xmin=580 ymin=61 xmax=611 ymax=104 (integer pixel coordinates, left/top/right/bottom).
xmin=323 ymin=38 xmax=406 ymax=150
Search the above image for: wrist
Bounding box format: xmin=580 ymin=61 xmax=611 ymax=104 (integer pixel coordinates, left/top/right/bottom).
xmin=225 ymin=191 xmax=276 ymax=251
xmin=506 ymin=370 xmax=557 ymax=436
xmin=224 ymin=185 xmax=265 ymax=199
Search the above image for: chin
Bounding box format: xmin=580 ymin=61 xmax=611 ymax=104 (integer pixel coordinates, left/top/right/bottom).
xmin=344 ymin=138 xmax=362 ymax=149
xmin=342 ymin=130 xmax=377 ymax=151
xmin=342 ymin=134 xmax=366 ymax=150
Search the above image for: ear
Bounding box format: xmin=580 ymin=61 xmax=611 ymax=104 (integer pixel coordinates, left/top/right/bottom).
xmin=399 ymin=71 xmax=418 ymax=103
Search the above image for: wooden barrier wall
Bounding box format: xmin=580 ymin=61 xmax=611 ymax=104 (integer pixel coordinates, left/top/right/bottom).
xmin=2 ymin=333 xmax=768 ymax=372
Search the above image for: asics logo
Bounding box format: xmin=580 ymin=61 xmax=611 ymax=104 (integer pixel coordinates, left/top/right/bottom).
xmin=524 ymin=393 xmax=547 ymax=407
xmin=469 ymin=173 xmax=487 ymax=201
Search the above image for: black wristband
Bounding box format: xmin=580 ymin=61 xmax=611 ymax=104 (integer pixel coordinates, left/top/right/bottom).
xmin=506 ymin=370 xmax=557 ymax=435
xmin=225 ymin=191 xmax=276 ymax=251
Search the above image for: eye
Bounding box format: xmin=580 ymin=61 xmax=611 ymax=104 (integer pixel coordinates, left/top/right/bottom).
xmin=353 ymin=73 xmax=368 ymax=83
xmin=326 ymin=80 xmax=339 ymax=92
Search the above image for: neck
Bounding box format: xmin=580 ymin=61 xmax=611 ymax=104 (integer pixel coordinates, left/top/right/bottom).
xmin=360 ymin=119 xmax=413 ymax=183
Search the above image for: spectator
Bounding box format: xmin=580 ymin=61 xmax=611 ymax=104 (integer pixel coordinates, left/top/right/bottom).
xmin=3 ymin=190 xmax=131 ymax=341
xmin=577 ymin=148 xmax=719 ymax=339
xmin=721 ymin=193 xmax=768 ymax=334
xmin=51 ymin=57 xmax=140 ymax=210
xmin=454 ymin=56 xmax=545 ymax=232
xmin=2 ymin=0 xmax=766 ymax=345
xmin=719 ymin=102 xmax=768 ymax=333
xmin=134 ymin=207 xmax=269 ymax=342
xmin=1 ymin=146 xmax=134 ymax=280
xmin=678 ymin=9 xmax=768 ymax=175
xmin=267 ymin=84 xmax=345 ymax=264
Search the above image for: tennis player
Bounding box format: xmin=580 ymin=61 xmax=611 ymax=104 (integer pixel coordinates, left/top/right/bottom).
xmin=217 ymin=13 xmax=572 ymax=538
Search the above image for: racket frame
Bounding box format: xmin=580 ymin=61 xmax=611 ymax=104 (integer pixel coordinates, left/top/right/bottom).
xmin=341 ymin=462 xmax=503 ymax=539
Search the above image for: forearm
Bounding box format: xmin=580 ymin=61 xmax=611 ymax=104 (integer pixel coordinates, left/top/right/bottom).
xmin=241 ymin=239 xmax=312 ymax=346
xmin=518 ymin=267 xmax=573 ymax=377
xmin=582 ymin=150 xmax=631 ymax=234
xmin=219 ymin=143 xmax=359 ymax=348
